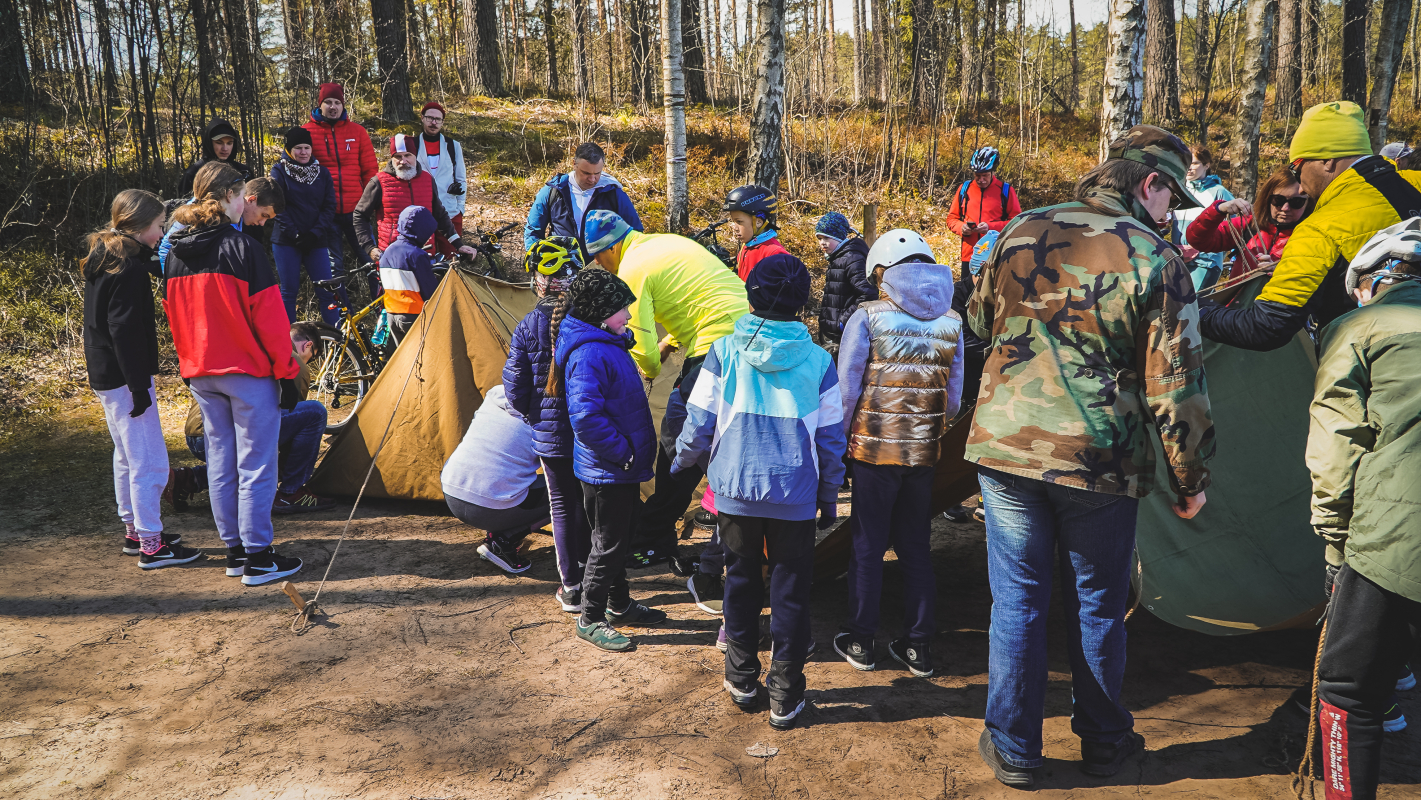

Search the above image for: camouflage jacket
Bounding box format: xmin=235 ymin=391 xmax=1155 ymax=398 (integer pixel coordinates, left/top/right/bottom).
xmin=964 ymin=188 xmax=1216 ymax=498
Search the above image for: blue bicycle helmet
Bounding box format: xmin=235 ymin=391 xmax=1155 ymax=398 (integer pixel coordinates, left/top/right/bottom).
xmin=970 ymin=146 xmax=1001 ymax=173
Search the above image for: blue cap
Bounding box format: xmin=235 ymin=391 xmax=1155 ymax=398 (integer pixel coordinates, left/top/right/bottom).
xmin=815 ymin=211 xmax=857 ymax=242
xmin=583 ymin=210 xmax=633 ymax=258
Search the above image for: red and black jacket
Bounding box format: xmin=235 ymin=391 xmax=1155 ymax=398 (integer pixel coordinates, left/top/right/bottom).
xmin=163 ymin=224 xmax=300 ymax=381
xmin=351 ymin=163 xmax=462 ymax=255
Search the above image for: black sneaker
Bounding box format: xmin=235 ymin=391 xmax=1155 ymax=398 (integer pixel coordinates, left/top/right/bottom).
xmin=556 ymin=586 xmax=582 ymax=613
xmin=138 ymin=543 xmax=204 ymax=569
xmin=226 ymin=546 xmax=248 ymax=577
xmin=688 ymin=572 xmax=724 ymax=615
xmin=1384 ymin=700 xmax=1408 ymax=733
xmin=606 ymin=601 xmax=668 ymax=626
xmin=122 ymin=532 xmax=182 ymax=556
xmin=693 ymin=510 xmax=716 ymax=530
xmin=889 ymin=638 xmax=934 ymax=677
xmin=477 ymin=538 xmax=530 ymax=574
xmin=769 ymin=697 xmax=805 ymax=730
xmin=723 ymin=679 xmax=759 ymax=710
xmin=833 ymin=632 xmax=875 ymax=671
xmin=241 ymin=548 xmax=304 ymax=586
xmin=668 ymin=556 xmax=699 ymax=577
xmin=1081 ymin=731 xmax=1144 ymax=777
xmin=979 ymin=728 xmax=1036 ymax=787
xmin=940 ymin=505 xmax=972 ymax=522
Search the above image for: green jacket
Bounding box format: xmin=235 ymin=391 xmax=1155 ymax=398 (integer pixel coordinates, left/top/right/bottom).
xmin=965 ymin=188 xmax=1216 ymax=498
xmin=1307 ymin=280 xmax=1421 ymax=602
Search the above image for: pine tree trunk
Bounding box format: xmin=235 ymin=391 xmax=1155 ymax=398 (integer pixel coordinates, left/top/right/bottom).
xmin=662 ymin=0 xmax=689 ymax=229
xmin=960 ymin=0 xmax=979 ymax=109
xmin=1302 ymin=0 xmax=1319 ymax=84
xmin=750 ymin=0 xmax=785 ymax=188
xmin=1367 ymin=0 xmax=1412 ymax=150
xmin=1229 ymin=0 xmax=1277 ymax=199
xmin=92 ymin=0 xmax=119 ymax=104
xmin=1068 ymin=0 xmax=1078 ymax=109
xmin=464 ymin=0 xmax=505 ymax=96
xmin=682 ymin=0 xmax=707 ymax=103
xmin=372 ymin=0 xmax=416 ymax=120
xmin=1100 ymin=0 xmax=1144 ymax=158
xmin=852 ymin=0 xmax=863 ymax=103
xmin=571 ymin=0 xmax=590 ymax=99
xmin=544 ymin=0 xmax=559 ymax=93
xmin=1275 ymin=0 xmax=1302 ymax=119
xmin=1144 ymin=0 xmax=1180 ymax=127
xmin=983 ymin=0 xmax=997 ymax=102
xmin=1341 ymin=0 xmax=1369 ymax=105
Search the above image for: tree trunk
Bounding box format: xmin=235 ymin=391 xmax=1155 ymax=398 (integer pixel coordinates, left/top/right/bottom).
xmin=983 ymin=0 xmax=997 ymax=102
xmin=1229 ymin=0 xmax=1277 ymax=199
xmin=371 ymin=0 xmax=416 ymax=120
xmin=1144 ymin=0 xmax=1180 ymax=127
xmin=1068 ymin=0 xmax=1078 ymax=109
xmin=960 ymin=0 xmax=979 ymax=109
xmin=92 ymin=0 xmax=119 ymax=105
xmin=852 ymin=0 xmax=863 ymax=102
xmin=1367 ymin=0 xmax=1412 ymax=150
xmin=1100 ymin=0 xmax=1145 ymax=158
xmin=750 ymin=0 xmax=785 ymax=188
xmin=662 ymin=0 xmax=689 ymax=229
xmin=464 ymin=0 xmax=504 ymax=95
xmin=1302 ymin=0 xmax=1319 ymax=84
xmin=1341 ymin=0 xmax=1369 ymax=105
xmin=682 ymin=0 xmax=707 ymax=103
xmin=544 ymin=0 xmax=559 ymax=93
xmin=1275 ymin=0 xmax=1301 ymax=119
xmin=571 ymin=0 xmax=590 ymax=99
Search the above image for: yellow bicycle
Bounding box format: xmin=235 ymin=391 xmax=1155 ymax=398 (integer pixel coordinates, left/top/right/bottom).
xmin=310 ymin=267 xmax=388 ymax=433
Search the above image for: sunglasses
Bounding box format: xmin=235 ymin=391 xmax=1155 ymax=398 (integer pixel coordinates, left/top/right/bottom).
xmin=1269 ymin=195 xmax=1309 ymax=210
xmin=1288 ymin=158 xmax=1308 ymax=182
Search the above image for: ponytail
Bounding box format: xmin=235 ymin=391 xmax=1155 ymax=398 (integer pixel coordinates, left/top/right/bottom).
xmin=544 ymin=292 xmax=571 ymax=398
xmin=174 ymin=161 xmax=245 ymax=229
xmin=80 ymin=189 xmax=166 ymax=281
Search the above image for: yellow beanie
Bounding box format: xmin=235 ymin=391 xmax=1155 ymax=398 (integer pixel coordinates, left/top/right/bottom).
xmin=1290 ymin=101 xmax=1374 ymax=161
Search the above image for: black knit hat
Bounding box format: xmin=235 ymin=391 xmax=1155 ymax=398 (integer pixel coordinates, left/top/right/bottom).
xmin=568 ymin=268 xmax=637 ymax=324
xmin=746 ymin=253 xmax=811 ymax=315
xmin=284 ymin=126 xmax=313 ymax=153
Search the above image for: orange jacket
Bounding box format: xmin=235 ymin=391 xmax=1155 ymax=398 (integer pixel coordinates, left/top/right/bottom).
xmin=945 ymin=176 xmax=1021 ymax=262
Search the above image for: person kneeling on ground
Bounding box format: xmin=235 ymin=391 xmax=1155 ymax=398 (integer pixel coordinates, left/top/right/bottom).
xmin=173 ymin=322 xmax=337 ymax=516
xmin=834 ymin=229 xmax=963 ymax=679
xmin=548 ymin=268 xmax=667 ymax=652
xmin=379 ymin=206 xmax=442 ymax=346
xmin=1307 ymin=220 xmax=1421 ymax=800
xmin=441 ymin=384 xmax=550 ymax=574
xmin=673 ymin=254 xmax=847 ymax=731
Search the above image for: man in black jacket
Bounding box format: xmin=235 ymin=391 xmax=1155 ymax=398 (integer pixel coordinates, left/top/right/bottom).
xmin=178 ymin=119 xmax=254 ymax=198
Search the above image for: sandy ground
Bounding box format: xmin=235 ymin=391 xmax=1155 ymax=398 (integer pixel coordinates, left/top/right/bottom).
xmin=3 ymin=385 xmax=1419 ymax=799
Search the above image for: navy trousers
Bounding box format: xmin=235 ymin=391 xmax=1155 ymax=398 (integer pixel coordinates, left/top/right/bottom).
xmin=846 ymin=460 xmax=936 ymax=642
xmin=720 ymin=513 xmax=815 ymax=706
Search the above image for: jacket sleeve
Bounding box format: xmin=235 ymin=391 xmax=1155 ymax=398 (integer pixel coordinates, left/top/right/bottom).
xmin=836 ymin=308 xmax=872 ymax=435
xmin=1199 ymin=297 xmax=1310 ymax=351
xmin=352 ymin=176 xmax=382 ymax=255
xmin=524 ymin=184 xmax=553 ymax=252
xmin=502 ymin=317 xmax=537 ymax=421
xmin=1306 ymin=325 xmax=1374 ymax=552
xmin=672 ymin=345 xmax=721 ymax=473
xmin=1141 ymin=255 xmax=1215 ymax=496
xmin=846 ymin=245 xmax=877 ymax=305
xmin=944 ymin=186 xmax=967 ymax=235
xmin=814 ymin=365 xmax=848 ymax=502
xmin=966 ymin=256 xmax=997 ymax=342
xmin=241 ymin=248 xmax=302 ymax=381
xmin=617 ymin=188 xmax=645 ymax=232
xmin=412 ymin=250 xmax=439 ymax=300
xmin=565 ymin=350 xmax=634 ymax=467
xmin=358 ymin=125 xmax=378 ymax=187
xmin=1184 ymin=200 xmax=1234 ymax=253
xmin=623 ymin=268 xmax=661 ymax=378
xmin=429 ymin=191 xmax=463 ymax=246
xmin=988 ymin=185 xmax=1022 ymax=232
xmin=312 ymin=170 xmax=337 ymax=244
xmin=1201 ymin=217 xmax=1336 ymax=350
xmin=946 ymin=318 xmax=965 ymax=418
xmin=108 ymin=266 xmax=157 ymax=395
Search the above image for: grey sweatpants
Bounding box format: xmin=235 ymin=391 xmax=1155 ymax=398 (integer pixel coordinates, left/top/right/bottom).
xmin=95 ymin=378 xmax=169 ymax=534
xmin=190 ymin=373 xmax=280 ymax=553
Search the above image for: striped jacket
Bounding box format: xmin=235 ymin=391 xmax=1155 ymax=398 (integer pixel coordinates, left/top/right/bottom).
xmin=378 ymin=207 xmax=439 ymax=315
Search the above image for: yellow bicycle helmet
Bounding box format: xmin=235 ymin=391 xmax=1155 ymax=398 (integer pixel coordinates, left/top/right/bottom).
xmin=525 ymin=236 xmax=582 ymax=276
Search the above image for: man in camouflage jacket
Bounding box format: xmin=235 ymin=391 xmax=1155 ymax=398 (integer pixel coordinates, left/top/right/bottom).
xmin=966 ymin=125 xmax=1217 ymax=788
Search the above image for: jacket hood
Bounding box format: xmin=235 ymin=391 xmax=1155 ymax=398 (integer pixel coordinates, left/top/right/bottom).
xmin=729 ymin=314 xmax=814 ymax=373
xmin=397 ymin=206 xmax=437 ymax=246
xmin=169 ymin=223 xmax=232 ymax=262
xmin=309 ymin=107 xmax=351 ymax=125
xmin=201 ymin=118 xmax=243 ymax=160
xmin=553 ymin=314 xmax=635 ymax=368
xmin=879 ymin=262 xmax=956 ymax=320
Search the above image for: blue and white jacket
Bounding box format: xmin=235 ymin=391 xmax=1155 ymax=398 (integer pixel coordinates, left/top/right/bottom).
xmin=672 ymin=313 xmax=847 ymax=521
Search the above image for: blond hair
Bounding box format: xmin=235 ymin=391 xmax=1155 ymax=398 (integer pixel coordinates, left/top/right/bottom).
xmin=80 ymin=189 xmax=166 ymax=281
xmin=173 ymin=161 xmax=246 ymax=228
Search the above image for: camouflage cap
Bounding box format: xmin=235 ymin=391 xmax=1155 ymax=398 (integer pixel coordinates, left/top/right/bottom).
xmin=1107 ymin=125 xmax=1201 ymax=210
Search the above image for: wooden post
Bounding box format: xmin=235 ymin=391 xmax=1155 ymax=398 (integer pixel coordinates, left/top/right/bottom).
xmin=279 ymin=581 xmax=307 ymax=612
xmin=863 ymin=202 xmax=878 ymax=246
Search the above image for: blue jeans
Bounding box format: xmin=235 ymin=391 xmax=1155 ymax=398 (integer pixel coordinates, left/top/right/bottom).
xmin=277 ymin=400 xmax=327 ymax=493
xmin=272 ymin=243 xmax=341 ymax=325
xmin=978 ymin=466 xmax=1139 ymax=769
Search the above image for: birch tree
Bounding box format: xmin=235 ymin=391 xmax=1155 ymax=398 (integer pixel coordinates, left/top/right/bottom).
xmin=1100 ymin=0 xmax=1145 ymax=158
xmin=662 ymin=0 xmax=690 ymax=230
xmin=750 ymin=0 xmax=786 ymax=188
xmin=1229 ymin=0 xmax=1277 ymax=199
xmin=1367 ymin=0 xmax=1413 ymax=150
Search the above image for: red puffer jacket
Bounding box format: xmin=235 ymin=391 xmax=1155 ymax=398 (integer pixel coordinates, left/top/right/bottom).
xmin=303 ymin=110 xmax=378 ymax=215
xmin=1185 ymin=200 xmax=1295 ymax=280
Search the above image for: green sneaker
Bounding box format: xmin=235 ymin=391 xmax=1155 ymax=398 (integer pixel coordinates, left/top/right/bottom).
xmin=576 ymin=619 xmax=634 ymax=651
xmin=606 ymin=601 xmax=668 ymax=626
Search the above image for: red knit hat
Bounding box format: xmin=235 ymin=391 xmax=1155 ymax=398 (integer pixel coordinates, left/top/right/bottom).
xmin=389 ymin=133 xmax=416 ymax=158
xmin=420 ymin=101 xmax=446 ymax=116
xmin=318 ymin=82 xmax=345 ymax=105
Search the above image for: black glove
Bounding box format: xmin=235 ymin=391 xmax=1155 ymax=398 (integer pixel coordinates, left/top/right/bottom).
xmin=448 ymin=182 xmax=465 ymax=196
xmin=278 ymin=378 xmax=300 ymax=410
xmin=817 ymin=499 xmax=838 ymax=531
xmin=128 ymin=386 xmax=152 ymax=418
xmin=1325 ymin=564 xmax=1341 ymax=599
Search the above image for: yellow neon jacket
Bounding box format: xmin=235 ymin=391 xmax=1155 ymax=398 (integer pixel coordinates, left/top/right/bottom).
xmin=615 ymin=230 xmax=751 ymax=378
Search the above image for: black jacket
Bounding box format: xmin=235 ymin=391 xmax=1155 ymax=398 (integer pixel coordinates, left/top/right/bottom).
xmin=178 ymin=118 xmax=253 ymax=197
xmin=83 ymin=249 xmax=163 ymax=393
xmin=818 ymin=237 xmax=875 ymax=343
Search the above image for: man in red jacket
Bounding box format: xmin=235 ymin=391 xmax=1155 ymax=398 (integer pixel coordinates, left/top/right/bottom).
xmin=945 ymin=146 xmax=1022 ymax=273
xmin=353 ymin=134 xmax=475 ymax=265
xmin=303 ymin=82 xmax=379 ymax=278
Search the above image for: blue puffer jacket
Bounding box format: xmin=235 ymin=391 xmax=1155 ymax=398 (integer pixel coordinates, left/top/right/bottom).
xmin=502 ymin=297 xmax=573 ymax=458
xmin=556 ymin=315 xmax=656 ymax=485
xmin=268 ymin=155 xmax=337 ymax=247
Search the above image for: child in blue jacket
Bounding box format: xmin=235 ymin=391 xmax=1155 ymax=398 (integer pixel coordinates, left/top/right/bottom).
xmin=672 ymin=253 xmax=847 ymax=730
xmin=548 ymin=268 xmax=666 ymax=651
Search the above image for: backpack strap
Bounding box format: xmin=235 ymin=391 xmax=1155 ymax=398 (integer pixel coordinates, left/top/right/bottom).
xmin=1353 ymin=156 xmax=1421 ymax=219
xmin=1000 ymin=181 xmax=1011 ymax=214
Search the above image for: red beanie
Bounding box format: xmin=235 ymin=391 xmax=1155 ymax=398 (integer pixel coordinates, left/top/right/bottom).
xmin=318 ymin=82 xmax=345 ymax=105
xmin=389 ymin=133 xmax=415 ymax=158
xmin=420 ymin=101 xmax=446 ymax=116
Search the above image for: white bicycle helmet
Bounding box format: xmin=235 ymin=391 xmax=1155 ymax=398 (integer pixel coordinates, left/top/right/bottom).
xmin=866 ymin=228 xmax=936 ymax=272
xmin=1346 ymin=217 xmax=1421 ymax=294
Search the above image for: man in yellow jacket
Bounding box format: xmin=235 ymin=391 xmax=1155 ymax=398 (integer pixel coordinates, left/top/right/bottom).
xmin=1201 ymin=101 xmax=1421 ymax=350
xmin=580 ymin=210 xmax=751 ymax=581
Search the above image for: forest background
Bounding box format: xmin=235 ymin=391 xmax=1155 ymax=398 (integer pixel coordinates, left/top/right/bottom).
xmin=0 ymin=0 xmax=1418 ymax=426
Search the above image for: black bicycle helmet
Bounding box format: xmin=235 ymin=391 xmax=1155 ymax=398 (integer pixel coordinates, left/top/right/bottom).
xmin=723 ymin=185 xmax=779 ymax=219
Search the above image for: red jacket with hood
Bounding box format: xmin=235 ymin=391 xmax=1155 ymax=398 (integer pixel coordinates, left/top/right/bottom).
xmin=945 ymin=175 xmax=1021 ymax=262
xmin=303 ymin=109 xmax=379 ymax=215
xmin=1185 ymin=200 xmax=1295 ymax=280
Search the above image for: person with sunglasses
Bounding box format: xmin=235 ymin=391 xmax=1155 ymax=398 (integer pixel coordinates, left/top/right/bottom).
xmin=1187 ymin=164 xmax=1313 ymax=283
xmin=1199 ymin=100 xmax=1421 ymax=351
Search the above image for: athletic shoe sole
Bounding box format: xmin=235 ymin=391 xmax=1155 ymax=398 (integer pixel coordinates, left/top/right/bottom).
xmin=556 ymin=588 xmax=581 ymax=613
xmin=769 ymin=699 xmax=805 ymax=730
xmin=687 ymin=575 xmax=724 ymax=616
xmin=1384 ymin=708 xmax=1408 ymax=733
xmin=241 ymin=560 xmax=303 ymax=586
xmin=1399 ymin=672 xmax=1417 ymax=692
xmin=723 ymin=679 xmax=757 ymax=710
xmin=226 ymin=563 xmax=247 ymax=577
xmin=832 ymin=636 xmax=875 ymax=671
xmin=478 ymin=543 xmax=530 ymax=574
xmin=138 ymin=550 xmax=204 ymax=569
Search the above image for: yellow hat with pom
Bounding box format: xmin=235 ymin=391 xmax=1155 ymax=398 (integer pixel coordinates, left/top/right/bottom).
xmin=1290 ymin=101 xmax=1374 ymax=161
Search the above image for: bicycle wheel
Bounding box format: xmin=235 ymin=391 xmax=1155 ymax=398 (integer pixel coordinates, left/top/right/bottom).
xmin=312 ymin=325 xmax=371 ymax=434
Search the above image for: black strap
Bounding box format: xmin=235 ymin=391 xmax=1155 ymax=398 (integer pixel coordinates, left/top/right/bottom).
xmin=1352 ymin=156 xmax=1421 ymax=219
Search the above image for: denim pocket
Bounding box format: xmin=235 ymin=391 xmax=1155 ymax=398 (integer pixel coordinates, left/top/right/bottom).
xmin=977 ymin=467 xmax=1013 ymax=493
xmin=1063 ymin=485 xmax=1122 ymax=509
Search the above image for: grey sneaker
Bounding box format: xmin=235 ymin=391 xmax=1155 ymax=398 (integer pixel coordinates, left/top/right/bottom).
xmin=688 ymin=572 xmax=724 ymax=615
xmin=723 ymin=679 xmax=758 ymax=710
xmin=769 ymin=698 xmax=805 ymax=730
xmin=606 ymin=601 xmax=668 ymax=626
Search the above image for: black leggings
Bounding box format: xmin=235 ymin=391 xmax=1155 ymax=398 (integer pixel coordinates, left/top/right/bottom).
xmin=579 ymin=482 xmax=639 ymax=623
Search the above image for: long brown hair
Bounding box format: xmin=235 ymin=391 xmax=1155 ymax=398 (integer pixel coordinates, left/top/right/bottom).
xmin=1253 ymin=165 xmax=1314 ymax=234
xmin=543 ymin=292 xmax=572 ymax=398
xmin=173 ymin=161 xmax=245 ymax=229
xmin=80 ymin=190 xmax=166 ymax=281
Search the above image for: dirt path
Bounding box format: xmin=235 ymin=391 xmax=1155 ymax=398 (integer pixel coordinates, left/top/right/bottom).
xmin=2 ymin=390 xmax=1418 ymax=799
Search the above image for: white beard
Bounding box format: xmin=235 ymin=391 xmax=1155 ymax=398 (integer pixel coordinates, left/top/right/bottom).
xmin=394 ymin=163 xmax=417 ymax=180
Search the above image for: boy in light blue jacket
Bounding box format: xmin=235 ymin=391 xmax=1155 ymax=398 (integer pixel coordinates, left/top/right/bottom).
xmin=672 ymin=253 xmax=847 ymax=731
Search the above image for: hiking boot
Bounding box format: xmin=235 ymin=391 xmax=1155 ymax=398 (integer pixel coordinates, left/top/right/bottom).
xmin=606 ymin=600 xmax=668 ymax=626
xmin=1399 ymin=664 xmax=1416 ymax=692
xmin=556 ymin=586 xmax=582 ymax=613
xmin=478 ymin=537 xmax=531 ymax=574
xmin=272 ymin=489 xmax=337 ymax=515
xmin=716 ymin=623 xmax=728 ymax=652
xmin=138 ymin=542 xmax=204 ymax=569
xmin=241 ymin=547 xmax=304 ymax=586
xmin=724 ymin=679 xmax=759 ymax=710
xmin=833 ymin=632 xmax=875 ymax=671
xmin=575 ymin=619 xmax=633 ymax=652
xmin=889 ymin=638 xmax=934 ymax=678
xmin=769 ymin=697 xmax=805 ymax=730
xmin=122 ymin=532 xmax=182 ymax=556
xmin=226 ymin=546 xmax=248 ymax=577
xmin=694 ymin=510 xmax=716 ymax=530
xmin=940 ymin=505 xmax=971 ymax=522
xmin=1081 ymin=731 xmax=1145 ymax=777
xmin=1384 ymin=700 xmax=1408 ymax=733
xmin=688 ymin=572 xmax=724 ymax=615
xmin=979 ymin=729 xmax=1036 ymax=788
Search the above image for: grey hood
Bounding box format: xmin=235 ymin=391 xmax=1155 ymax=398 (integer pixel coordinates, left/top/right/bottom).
xmin=879 ymin=261 xmax=956 ymax=320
